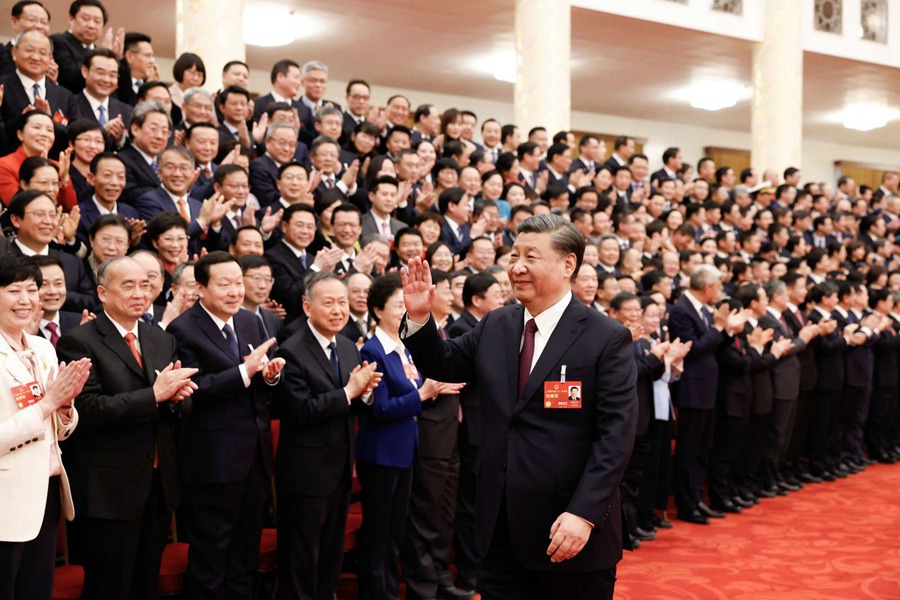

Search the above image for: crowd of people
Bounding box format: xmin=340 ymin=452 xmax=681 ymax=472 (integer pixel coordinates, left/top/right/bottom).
xmin=0 ymin=0 xmax=899 ymax=598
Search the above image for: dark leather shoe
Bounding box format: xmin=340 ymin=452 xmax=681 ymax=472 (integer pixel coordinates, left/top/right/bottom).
xmin=633 ymin=526 xmax=656 ymax=541
xmin=630 ymin=534 xmax=642 ymax=548
xmin=651 ymin=515 xmax=673 ymax=529
xmin=783 ymin=475 xmax=803 ymax=487
xmin=437 ymin=586 xmax=477 ymax=600
xmin=863 ymin=457 xmax=877 ymax=465
xmin=777 ymin=480 xmax=802 ymax=492
xmin=697 ymin=502 xmax=725 ymax=519
xmin=875 ymin=454 xmax=897 ymax=464
xmin=710 ymin=498 xmax=742 ymax=513
xmin=799 ymin=472 xmax=823 ymax=483
xmin=677 ymin=509 xmax=709 ymax=525
xmin=757 ymin=487 xmax=777 ymax=498
xmin=819 ymin=470 xmax=837 ymax=482
xmin=732 ymin=495 xmax=754 ymax=508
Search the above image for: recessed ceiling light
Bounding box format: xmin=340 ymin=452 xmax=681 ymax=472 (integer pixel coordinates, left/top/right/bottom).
xmin=840 ymin=104 xmax=898 ymax=132
xmin=243 ymin=3 xmax=327 ymax=47
xmin=681 ymin=82 xmax=751 ymax=111
xmin=470 ymin=50 xmax=517 ymax=84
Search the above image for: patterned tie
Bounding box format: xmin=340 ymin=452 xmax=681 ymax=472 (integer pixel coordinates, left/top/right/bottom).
xmin=700 ymin=307 xmax=713 ymax=330
xmin=45 ymin=322 xmax=59 ymax=347
xmin=124 ymin=332 xmax=143 ymax=368
xmin=299 ymin=253 xmax=307 ymax=270
xmin=517 ymin=318 xmax=538 ymax=398
xmin=222 ymin=323 xmax=240 ymax=361
xmin=176 ymin=197 xmax=191 ymax=222
xmin=151 ymin=158 xmax=159 ymax=174
xmin=141 ymin=313 xmax=153 ymax=325
xmin=97 ymin=104 xmax=107 ymax=125
xmin=32 ymin=83 xmax=41 ymax=102
xmin=381 ymin=221 xmax=390 ymax=237
xmin=328 ymin=341 xmax=341 ymax=382
xmin=325 ymin=177 xmax=335 ymax=189
xmin=134 ymin=79 xmax=143 ymax=92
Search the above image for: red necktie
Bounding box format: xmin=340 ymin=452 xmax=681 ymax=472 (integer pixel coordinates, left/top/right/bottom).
xmin=125 ymin=333 xmax=156 ymax=468
xmin=45 ymin=322 xmax=60 ymax=347
xmin=517 ymin=319 xmax=538 ymax=398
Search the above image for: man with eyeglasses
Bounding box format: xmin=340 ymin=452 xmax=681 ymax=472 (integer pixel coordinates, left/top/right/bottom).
xmin=0 ymin=29 xmax=76 ymax=157
xmin=0 ymin=1 xmax=54 ymax=78
xmin=211 ymin=164 xmax=282 ymax=249
xmin=74 ymin=48 xmax=133 ymax=147
xmin=342 ymin=79 xmax=371 ymax=146
xmin=116 ymin=32 xmax=158 ymax=106
xmin=119 ymin=100 xmax=170 ymax=204
xmin=76 ymin=152 xmax=140 ymax=245
xmin=239 ymin=254 xmax=283 ymax=341
xmin=249 ymin=121 xmax=305 ymax=209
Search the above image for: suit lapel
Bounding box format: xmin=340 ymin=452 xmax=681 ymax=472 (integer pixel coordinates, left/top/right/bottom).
xmin=516 ymin=300 xmax=586 ymax=414
xmin=136 ymin=322 xmax=161 ymax=383
xmin=193 ymin=306 xmax=240 ymax=365
xmin=303 ymin=327 xmax=338 ymax=386
xmin=0 ymin=340 xmax=37 ymax=387
xmin=96 ymin=313 xmax=146 ymax=379
xmin=6 ymin=76 xmax=28 ymax=112
xmin=504 ymin=305 xmax=524 ymax=410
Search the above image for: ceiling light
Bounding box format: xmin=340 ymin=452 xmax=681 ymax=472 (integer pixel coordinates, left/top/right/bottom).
xmin=470 ymin=50 xmax=517 ymax=84
xmin=681 ymin=82 xmax=751 ymax=111
xmin=243 ymin=3 xmax=327 ymax=47
xmin=840 ymin=104 xmax=898 ymax=132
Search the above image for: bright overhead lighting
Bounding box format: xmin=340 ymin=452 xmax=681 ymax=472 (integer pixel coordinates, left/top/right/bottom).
xmin=840 ymin=104 xmax=899 ymax=132
xmin=682 ymin=82 xmax=751 ymax=112
xmin=243 ymin=3 xmax=326 ymax=47
xmin=470 ymin=50 xmax=517 ymax=84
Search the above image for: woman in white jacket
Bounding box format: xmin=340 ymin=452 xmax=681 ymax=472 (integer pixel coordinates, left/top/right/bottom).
xmin=0 ymin=256 xmax=91 ymax=599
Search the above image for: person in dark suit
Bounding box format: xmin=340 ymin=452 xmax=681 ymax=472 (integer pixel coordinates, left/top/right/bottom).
xmin=356 ymin=273 xmax=461 ymax=600
xmin=402 ymin=215 xmax=637 ymax=600
xmin=166 ymin=252 xmax=285 ymax=599
xmin=274 ymin=271 xmax=380 ymax=600
xmin=74 ymin=49 xmax=133 ymax=148
xmin=76 ymin=152 xmax=140 ymax=245
xmin=361 ymin=176 xmax=406 ymax=240
xmin=32 ymin=255 xmax=84 ymax=345
xmin=0 ymin=1 xmax=53 ymax=77
xmin=341 ymin=79 xmax=370 ymax=146
xmin=445 ymin=272 xmax=504 ymax=593
xmin=118 ymin=101 xmax=171 ymax=205
xmin=0 ymin=30 xmax=79 ymax=158
xmin=438 ymin=187 xmax=472 ymax=256
xmin=51 ymin=0 xmax=109 ymax=95
xmin=251 ymin=59 xmax=311 ymax=126
xmin=296 ymin=60 xmax=341 ymax=147
xmin=866 ymin=288 xmax=900 ymax=462
xmin=667 ymin=265 xmax=746 ymax=524
xmin=115 ymin=33 xmax=156 ymax=107
xmin=249 ymin=121 xmax=305 ymax=209
xmin=239 ymin=254 xmax=284 ymax=341
xmin=56 ymin=256 xmax=197 ymax=600
xmin=5 ymin=190 xmax=96 ymax=312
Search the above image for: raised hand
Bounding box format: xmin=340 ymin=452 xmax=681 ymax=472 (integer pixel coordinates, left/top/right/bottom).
xmin=262 ymin=299 xmax=287 ymax=319
xmin=79 ymin=309 xmax=96 ymax=326
xmin=311 ymin=245 xmax=343 ymax=272
xmin=341 ymin=159 xmax=360 ymax=188
xmin=400 ymin=257 xmax=435 ymax=324
xmin=127 ymin=218 xmax=147 ymax=247
xmin=259 ymin=207 xmax=283 ymax=234
xmin=152 ymin=361 xmax=199 ymax=403
xmin=57 ymin=148 xmax=73 ymax=188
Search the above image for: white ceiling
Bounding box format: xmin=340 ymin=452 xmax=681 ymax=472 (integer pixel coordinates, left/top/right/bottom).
xmin=14 ymin=0 xmax=900 ymax=148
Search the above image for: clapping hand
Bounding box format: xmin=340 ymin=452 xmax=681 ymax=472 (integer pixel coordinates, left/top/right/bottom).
xmin=42 ymin=359 xmax=92 ymax=417
xmin=152 ymin=361 xmax=199 ymax=403
xmin=345 ymin=361 xmax=383 ymax=397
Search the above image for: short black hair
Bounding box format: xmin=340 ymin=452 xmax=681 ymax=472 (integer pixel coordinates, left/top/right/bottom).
xmin=662 ymin=147 xmax=680 ymax=164
xmin=222 ymin=60 xmax=248 ymax=74
xmin=277 ymin=161 xmax=310 ymax=179
xmin=217 ymin=85 xmax=250 ymax=106
xmin=12 ymin=1 xmax=49 ymax=19
xmin=438 ymin=187 xmax=466 ymax=215
xmin=213 ymin=164 xmax=247 ymax=186
xmin=500 ymin=124 xmax=518 ymax=145
xmin=172 ymin=52 xmax=206 ymax=85
xmin=89 ymin=213 xmax=131 ymax=240
xmin=66 ymin=118 xmax=104 ymax=145
xmin=7 ymin=189 xmax=52 ymax=219
xmin=17 ymin=156 xmax=55 ymax=184
xmin=69 ymin=0 xmax=106 ymax=22
xmin=345 ymin=78 xmax=370 ymax=94
xmin=367 ymin=272 xmax=403 ymax=324
xmin=88 ymin=151 xmax=123 ymax=174
xmin=330 ymin=202 xmax=361 ymax=227
xmin=610 ymin=292 xmax=640 ymax=311
xmin=146 ymin=212 xmax=188 ymax=241
xmin=238 ymin=254 xmax=270 ymax=274
xmin=186 ymin=121 xmax=218 ymax=140
xmin=124 ymin=32 xmax=151 ymax=52
xmin=546 ymin=143 xmax=569 ymax=164
xmin=0 ymin=255 xmax=42 ymax=288
xmin=516 ymin=142 xmax=539 ymax=162
xmin=195 ymin=251 xmax=238 ymax=287
xmin=463 ymin=272 xmax=498 ymax=307
xmin=282 ymin=203 xmax=317 ymax=224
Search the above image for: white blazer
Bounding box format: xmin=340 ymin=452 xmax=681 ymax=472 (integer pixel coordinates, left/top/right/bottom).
xmin=0 ymin=333 xmax=78 ymax=542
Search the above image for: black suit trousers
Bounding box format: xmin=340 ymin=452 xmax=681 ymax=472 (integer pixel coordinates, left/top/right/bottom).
xmin=401 ymin=451 xmax=459 ymax=599
xmin=183 ymin=450 xmax=269 ymax=600
xmin=0 ymin=477 xmax=59 ymax=600
xmin=809 ymin=389 xmax=841 ymax=472
xmin=674 ymin=407 xmax=715 ymax=511
xmin=638 ymin=419 xmax=673 ymax=514
xmin=477 ymin=499 xmax=616 ymax=600
xmin=787 ymin=389 xmax=815 ymax=468
xmin=276 ymin=466 xmax=351 ymax=600
xmin=357 ymin=462 xmax=413 ymax=600
xmin=80 ymin=471 xmax=169 ymax=600
xmin=619 ymin=432 xmax=649 ymax=535
xmin=866 ymin=386 xmax=898 ymax=457
xmin=453 ymin=422 xmax=479 ymax=590
xmin=709 ymin=414 xmax=747 ymax=503
xmin=763 ymin=397 xmax=796 ymax=467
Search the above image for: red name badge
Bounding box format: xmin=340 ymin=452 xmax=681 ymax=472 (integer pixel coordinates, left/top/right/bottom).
xmin=403 ymin=363 xmax=420 ymax=381
xmin=12 ymin=381 xmax=43 ymax=410
xmin=543 ymin=381 xmax=582 ymax=409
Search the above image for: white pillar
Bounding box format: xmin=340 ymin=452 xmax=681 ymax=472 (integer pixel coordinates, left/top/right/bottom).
xmin=751 ymin=0 xmax=803 ymax=177
xmin=514 ymin=0 xmax=571 ymax=135
xmin=176 ymin=0 xmax=245 ymax=90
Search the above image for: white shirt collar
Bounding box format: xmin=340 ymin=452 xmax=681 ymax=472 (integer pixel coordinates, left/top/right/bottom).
xmin=684 ymin=291 xmax=706 ymax=320
xmin=92 ymin=195 xmax=116 ymax=215
xmin=271 ymin=90 xmax=292 ymax=104
xmin=814 ymin=306 xmax=831 ymax=319
xmin=833 ymin=306 xmax=848 ymax=318
xmin=39 ymin=314 xmax=60 ymax=337
xmin=83 ymin=89 xmax=109 ymax=113
xmin=374 ymin=326 xmax=406 ymax=359
xmin=523 ymin=291 xmax=572 ymax=340
xmin=14 ymin=239 xmax=47 ymax=256
xmin=265 ymin=152 xmax=283 ymax=168
xmin=199 ymin=302 xmax=236 ymax=334
xmin=766 ymin=307 xmax=783 ymax=320
xmin=371 ymin=212 xmax=391 ymax=233
xmin=135 ymin=146 xmax=156 ymax=166
xmin=16 ymin=70 xmax=46 ymax=101
xmin=786 ymin=302 xmax=800 ymax=314
xmin=282 ymin=239 xmax=307 ymax=258
xmin=307 ymin=320 xmax=336 ymax=351
xmin=164 ymin=187 xmax=189 ymax=205
xmin=105 ymin=313 xmax=140 ymax=340
xmin=301 ymin=96 xmax=320 ymax=112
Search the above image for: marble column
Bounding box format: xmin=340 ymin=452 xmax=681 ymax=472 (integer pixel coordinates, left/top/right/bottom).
xmin=751 ymin=0 xmax=803 ymax=178
xmin=514 ymin=0 xmax=571 ymax=135
xmin=176 ymin=0 xmax=245 ymax=90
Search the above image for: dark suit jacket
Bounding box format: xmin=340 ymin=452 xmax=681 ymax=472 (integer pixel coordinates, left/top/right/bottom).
xmin=73 ymin=92 xmax=133 ymax=131
xmin=274 ymin=322 xmax=362 ymax=496
xmin=134 ymin=186 xmax=204 ymax=240
xmin=758 ymin=311 xmax=805 ymax=401
xmin=118 ymin=145 xmax=161 ymax=205
xmin=783 ymin=308 xmax=817 ymax=392
xmin=57 ymin=313 xmax=187 ymax=520
xmin=357 ymin=334 xmax=423 ymax=468
xmin=249 ymin=154 xmax=282 ymax=209
xmin=744 ymin=322 xmax=777 ymax=416
xmin=446 ymin=310 xmax=482 ymax=444
xmin=650 ymin=168 xmax=676 ymax=185
xmin=405 ymin=296 xmax=637 ymax=571
xmin=341 ymin=111 xmax=364 ymax=146
xmin=241 ymin=306 xmax=283 ymax=342
xmin=840 ymin=309 xmax=875 ymax=389
xmin=167 ymin=304 xmax=274 ymax=484
xmin=873 ymin=326 xmax=898 ymax=389
xmin=0 ymin=42 xmax=12 ymax=78
xmin=76 ymin=198 xmax=140 ymax=246
xmin=667 ymin=294 xmax=724 ymax=410
xmin=439 ymin=221 xmax=471 ymax=256
xmin=0 ymin=72 xmax=78 ymax=156
xmin=190 ymin=162 xmax=218 ymax=201
xmin=266 ymin=241 xmax=314 ymax=324
xmin=716 ymin=332 xmax=757 ymax=419
xmin=50 ymin=32 xmax=89 ymax=94
xmin=808 ymin=308 xmax=846 ymax=392
xmin=297 ymin=97 xmax=340 ymax=147
xmin=5 ymin=241 xmax=96 ymax=312
xmin=633 ymin=338 xmax=664 ymax=436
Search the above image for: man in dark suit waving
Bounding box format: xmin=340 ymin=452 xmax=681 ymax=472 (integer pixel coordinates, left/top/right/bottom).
xmin=401 ymin=214 xmax=637 ymax=600
xmin=274 ymin=271 xmax=381 ymax=600
xmin=56 ymin=256 xmax=198 ymax=600
xmin=166 ymin=252 xmax=285 ymax=599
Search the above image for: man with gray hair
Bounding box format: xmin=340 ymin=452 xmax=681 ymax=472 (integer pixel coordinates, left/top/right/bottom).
xmin=120 ymin=99 xmax=173 ymax=203
xmin=668 ymin=264 xmax=747 ymax=524
xmin=402 ymin=214 xmax=637 ymax=600
xmin=249 ymin=120 xmax=303 ymax=207
xmin=298 ymin=60 xmax=341 ymax=146
xmin=181 ymin=86 xmax=214 ymax=129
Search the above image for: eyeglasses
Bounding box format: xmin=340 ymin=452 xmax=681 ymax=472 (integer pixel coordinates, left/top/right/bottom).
xmin=244 ymin=275 xmax=274 ymax=285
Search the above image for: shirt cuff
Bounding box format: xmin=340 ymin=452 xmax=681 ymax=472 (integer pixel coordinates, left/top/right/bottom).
xmin=575 ymin=514 xmax=595 ymax=529
xmin=239 ymin=364 xmax=251 ymax=387
xmin=401 ymin=314 xmax=431 ymax=338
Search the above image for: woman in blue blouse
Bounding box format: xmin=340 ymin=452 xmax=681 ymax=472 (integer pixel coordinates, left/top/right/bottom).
xmin=356 ymin=273 xmax=461 ymax=600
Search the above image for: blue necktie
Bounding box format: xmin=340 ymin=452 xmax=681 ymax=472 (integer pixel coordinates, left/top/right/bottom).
xmin=223 ymin=323 xmax=240 ymax=361
xmin=97 ymin=104 xmax=107 ymax=125
xmin=328 ymin=341 xmax=341 ymax=382
xmin=700 ymin=307 xmax=713 ymax=330
xmin=299 ymin=253 xmax=307 ymax=269
xmin=32 ymin=83 xmax=41 ymax=102
xmin=141 ymin=312 xmax=153 ymax=324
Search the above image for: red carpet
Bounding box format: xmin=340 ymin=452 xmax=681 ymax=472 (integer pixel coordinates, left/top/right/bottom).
xmin=616 ymin=464 xmax=900 ymax=599
xmin=338 ymin=465 xmax=900 ymax=599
